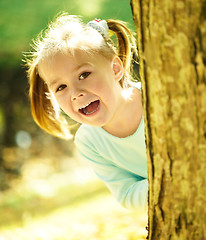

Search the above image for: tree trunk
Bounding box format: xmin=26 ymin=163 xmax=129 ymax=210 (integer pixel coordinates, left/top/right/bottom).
xmin=130 ymin=0 xmax=206 ymax=239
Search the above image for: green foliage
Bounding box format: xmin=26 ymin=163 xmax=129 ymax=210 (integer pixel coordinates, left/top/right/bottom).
xmin=0 ymin=0 xmax=134 ymax=67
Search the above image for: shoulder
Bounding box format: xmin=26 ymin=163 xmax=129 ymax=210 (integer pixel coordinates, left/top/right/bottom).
xmin=74 ymin=124 xmax=100 ymax=147
xmin=74 ymin=124 xmax=107 ymax=162
xmin=75 ymin=123 xmax=98 ymax=137
xmin=75 ymin=124 xmax=92 ymax=142
xmin=74 ymin=124 xmax=116 ymax=154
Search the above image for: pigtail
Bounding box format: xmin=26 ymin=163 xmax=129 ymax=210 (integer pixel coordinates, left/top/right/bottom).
xmin=106 ymin=20 xmax=138 ymax=85
xmin=28 ymin=65 xmax=71 ymax=139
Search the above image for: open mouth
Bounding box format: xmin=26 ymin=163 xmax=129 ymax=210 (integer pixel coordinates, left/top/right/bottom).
xmin=79 ymin=100 xmax=100 ymax=115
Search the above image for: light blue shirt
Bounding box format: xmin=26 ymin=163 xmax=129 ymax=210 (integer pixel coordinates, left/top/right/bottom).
xmin=74 ymin=116 xmax=148 ymax=210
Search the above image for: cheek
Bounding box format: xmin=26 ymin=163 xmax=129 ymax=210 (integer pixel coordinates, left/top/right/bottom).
xmin=56 ymin=95 xmax=71 ymax=113
xmin=57 ymin=97 xmax=81 ymax=121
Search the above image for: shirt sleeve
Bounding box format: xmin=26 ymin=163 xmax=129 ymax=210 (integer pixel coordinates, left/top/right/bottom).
xmin=75 ymin=134 xmax=148 ymax=211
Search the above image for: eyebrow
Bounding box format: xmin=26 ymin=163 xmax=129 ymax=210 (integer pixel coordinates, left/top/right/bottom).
xmin=48 ymin=63 xmax=92 ymax=88
xmin=48 ymin=79 xmax=60 ymax=89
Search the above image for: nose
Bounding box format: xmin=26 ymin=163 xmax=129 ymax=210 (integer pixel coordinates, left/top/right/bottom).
xmin=72 ymin=93 xmax=84 ymax=101
xmin=71 ymin=87 xmax=84 ymax=101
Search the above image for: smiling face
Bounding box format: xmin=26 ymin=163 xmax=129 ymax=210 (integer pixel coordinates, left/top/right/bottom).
xmin=38 ymin=51 xmax=125 ymax=129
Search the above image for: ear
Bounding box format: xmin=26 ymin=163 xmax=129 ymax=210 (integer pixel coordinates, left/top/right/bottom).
xmin=112 ymin=56 xmax=124 ymax=81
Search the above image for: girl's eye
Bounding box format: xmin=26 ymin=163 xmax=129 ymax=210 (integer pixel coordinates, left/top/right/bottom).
xmin=56 ymin=84 xmax=67 ymax=92
xmin=79 ymin=72 xmax=91 ymax=80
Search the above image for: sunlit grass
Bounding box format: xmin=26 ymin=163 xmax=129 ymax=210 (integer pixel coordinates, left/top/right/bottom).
xmin=0 ymin=192 xmax=147 ymax=240
xmin=0 ymin=151 xmax=148 ymax=240
xmin=0 ymin=153 xmax=107 ymax=227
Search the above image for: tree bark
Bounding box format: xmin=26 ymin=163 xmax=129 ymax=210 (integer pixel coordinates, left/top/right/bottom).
xmin=130 ymin=0 xmax=206 ymax=239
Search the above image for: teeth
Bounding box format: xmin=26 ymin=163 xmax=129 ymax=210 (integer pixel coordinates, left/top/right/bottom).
xmin=84 ymin=106 xmax=99 ymax=115
xmin=79 ymin=102 xmax=91 ymax=110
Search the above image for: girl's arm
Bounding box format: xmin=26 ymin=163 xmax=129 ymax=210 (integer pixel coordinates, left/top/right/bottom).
xmin=75 ymin=136 xmax=148 ymax=211
xmin=89 ymin=158 xmax=148 ymax=211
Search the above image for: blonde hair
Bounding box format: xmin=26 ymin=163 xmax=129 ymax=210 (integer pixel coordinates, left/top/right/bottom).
xmin=25 ymin=13 xmax=138 ymax=139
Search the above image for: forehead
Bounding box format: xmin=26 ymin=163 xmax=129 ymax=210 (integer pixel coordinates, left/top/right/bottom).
xmin=41 ymin=49 xmax=110 ymax=68
xmin=38 ymin=50 xmax=112 ymax=82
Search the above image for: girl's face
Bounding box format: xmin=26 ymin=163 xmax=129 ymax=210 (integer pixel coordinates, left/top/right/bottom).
xmin=39 ymin=51 xmax=125 ymax=130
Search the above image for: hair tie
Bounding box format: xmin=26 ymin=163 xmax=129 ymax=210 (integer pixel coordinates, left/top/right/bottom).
xmin=87 ymin=19 xmax=109 ymax=40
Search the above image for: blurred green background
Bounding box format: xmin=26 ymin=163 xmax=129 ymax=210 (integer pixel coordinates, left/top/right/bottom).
xmin=0 ymin=1 xmax=147 ymax=239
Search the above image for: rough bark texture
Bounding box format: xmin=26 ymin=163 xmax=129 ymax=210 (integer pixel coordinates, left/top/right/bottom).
xmin=130 ymin=0 xmax=206 ymax=239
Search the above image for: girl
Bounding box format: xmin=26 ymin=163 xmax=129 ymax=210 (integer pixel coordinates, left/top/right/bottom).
xmin=26 ymin=13 xmax=148 ymax=210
